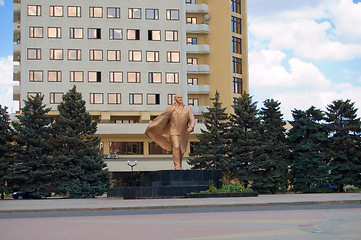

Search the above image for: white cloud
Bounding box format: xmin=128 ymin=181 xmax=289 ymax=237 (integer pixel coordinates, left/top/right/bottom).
xmin=249 ymin=50 xmax=331 ymax=88
xmin=0 ymin=56 xmax=18 ymax=113
xmin=0 ymin=1 xmax=4 ymax=6
xmin=273 ymin=86 xmax=361 ymax=120
xmin=248 ymin=0 xmax=361 ymax=60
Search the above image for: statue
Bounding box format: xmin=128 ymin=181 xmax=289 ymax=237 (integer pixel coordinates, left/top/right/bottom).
xmin=145 ymin=94 xmax=195 ymax=170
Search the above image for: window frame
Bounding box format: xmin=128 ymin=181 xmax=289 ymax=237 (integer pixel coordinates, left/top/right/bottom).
xmin=232 ymin=56 xmax=242 ymax=74
xmin=50 ymin=92 xmax=63 ymax=104
xmin=68 ymin=6 xmax=81 ymax=17
xmin=166 ymin=9 xmax=179 ymax=20
xmin=107 ymin=7 xmax=120 ymax=18
xmin=231 ymin=16 xmax=242 ymax=34
xmin=29 ymin=26 xmax=43 ymax=38
xmin=109 ymin=72 xmax=123 ymax=83
xmin=165 ymin=72 xmax=179 ymax=84
xmin=148 ymin=30 xmax=161 ymax=41
xmin=27 ymin=48 xmax=41 ymax=60
xmin=89 ymin=49 xmax=103 ymax=61
xmin=127 ymin=29 xmax=140 ymax=40
xmin=148 ymin=72 xmax=162 ymax=83
xmin=146 ymin=51 xmax=160 ymax=62
xmin=50 ymin=6 xmax=63 ymax=17
xmin=167 ymin=51 xmax=180 ymax=63
xmin=109 ymin=28 xmax=123 ymax=40
xmin=27 ymin=5 xmax=41 ymax=16
xmin=70 ymin=71 xmax=84 ymax=82
xmin=90 ymin=93 xmax=104 ymax=104
xmin=107 ymin=50 xmax=121 ymax=61
xmin=48 ymin=27 xmax=61 ymax=38
xmin=232 ymin=36 xmax=242 ymax=54
xmin=49 ymin=49 xmax=63 ymax=60
xmin=89 ymin=6 xmax=103 ymax=18
xmin=128 ymin=50 xmax=142 ymax=62
xmin=68 ymin=49 xmax=82 ymax=61
xmin=88 ymin=71 xmax=102 ymax=82
xmin=233 ymin=77 xmax=243 ymax=93
xmin=128 ymin=8 xmax=141 ymax=19
xmin=29 ymin=70 xmax=43 ymax=82
xmin=127 ymin=72 xmax=141 ymax=83
xmin=108 ymin=93 xmax=122 ymax=104
xmin=129 ymin=93 xmax=143 ymax=105
xmin=88 ymin=28 xmax=101 ymax=39
xmin=48 ymin=70 xmax=62 ymax=82
xmin=165 ymin=30 xmax=178 ymax=41
xmin=145 ymin=8 xmax=159 ymax=20
xmin=147 ymin=94 xmax=161 ymax=105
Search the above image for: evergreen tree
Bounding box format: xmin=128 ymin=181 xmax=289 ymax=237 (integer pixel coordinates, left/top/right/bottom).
xmin=228 ymin=93 xmax=264 ymax=188
xmin=52 ymin=86 xmax=109 ymax=198
xmin=188 ymin=91 xmax=230 ymax=171
xmin=325 ymin=99 xmax=361 ymax=190
xmin=0 ymin=105 xmax=13 ymax=198
xmin=287 ymin=107 xmax=330 ymax=193
xmin=11 ymin=95 xmax=53 ymax=197
xmin=258 ymin=99 xmax=289 ymax=193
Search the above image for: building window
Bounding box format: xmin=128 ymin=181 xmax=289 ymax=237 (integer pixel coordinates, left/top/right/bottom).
xmin=166 ymin=9 xmax=179 ymax=20
xmin=187 ymin=37 xmax=197 ymax=45
xmin=148 ymin=72 xmax=162 ymax=83
xmin=231 ymin=16 xmax=242 ymax=34
xmin=145 ymin=9 xmax=159 ymax=20
xmin=129 ymin=93 xmax=143 ymax=104
xmin=147 ymin=94 xmax=160 ymax=105
xmin=48 ymin=27 xmax=61 ymax=38
xmin=109 ymin=29 xmax=122 ymax=40
xmin=148 ymin=30 xmax=161 ymax=41
xmin=50 ymin=49 xmax=63 ymax=60
xmin=233 ymin=77 xmax=243 ymax=93
xmin=90 ymin=93 xmax=103 ymax=104
xmin=88 ymin=71 xmax=102 ymax=82
xmin=165 ymin=30 xmax=178 ymax=41
xmin=108 ymin=93 xmax=121 ymax=104
xmin=128 ymin=50 xmax=142 ymax=62
xmin=89 ymin=50 xmax=103 ymax=61
xmin=27 ymin=48 xmax=41 ymax=60
xmin=187 ymin=78 xmax=198 ymax=85
xmin=28 ymin=5 xmax=41 ymax=16
xmin=167 ymin=52 xmax=180 ymax=63
xmin=29 ymin=70 xmax=43 ymax=82
xmin=168 ymin=94 xmax=176 ymax=105
xmin=231 ymin=0 xmax=242 ymax=14
xmin=50 ymin=92 xmax=63 ymax=104
xmin=232 ymin=57 xmax=242 ymax=74
xmin=232 ymin=36 xmax=242 ymax=54
xmin=68 ymin=49 xmax=81 ymax=60
xmin=50 ymin=6 xmax=63 ymax=17
xmin=127 ymin=29 xmax=140 ymax=40
xmin=109 ymin=72 xmax=123 ymax=83
xmin=127 ymin=72 xmax=141 ymax=83
xmin=107 ymin=7 xmax=120 ymax=18
xmin=166 ymin=73 xmax=179 ymax=84
xmin=149 ymin=142 xmax=171 ymax=154
xmin=146 ymin=51 xmax=159 ymax=62
xmin=110 ymin=142 xmax=144 ymax=155
xmin=29 ymin=27 xmax=43 ymax=38
xmin=48 ymin=71 xmax=62 ymax=82
xmin=187 ymin=57 xmax=198 ymax=65
xmin=128 ymin=8 xmax=141 ymax=19
xmin=186 ymin=0 xmax=196 ymax=4
xmin=188 ymin=98 xmax=199 ymax=106
xmin=89 ymin=7 xmax=103 ymax=18
xmin=88 ymin=28 xmax=101 ymax=39
xmin=108 ymin=50 xmax=121 ymax=61
xmin=70 ymin=71 xmax=83 ymax=82
xmin=68 ymin=6 xmax=81 ymax=17
xmin=70 ymin=28 xmax=83 ymax=39
xmin=186 ymin=17 xmax=197 ymax=24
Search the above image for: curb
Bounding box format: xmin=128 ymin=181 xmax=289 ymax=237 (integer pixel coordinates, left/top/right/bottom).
xmin=1 ymin=199 xmax=360 ymax=214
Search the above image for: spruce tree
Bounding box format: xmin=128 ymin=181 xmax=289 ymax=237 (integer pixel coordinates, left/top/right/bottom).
xmin=258 ymin=99 xmax=289 ymax=193
xmin=287 ymin=107 xmax=330 ymax=193
xmin=11 ymin=95 xmax=53 ymax=197
xmin=228 ymin=93 xmax=264 ymax=188
xmin=52 ymin=86 xmax=109 ymax=198
xmin=188 ymin=91 xmax=230 ymax=171
xmin=325 ymin=99 xmax=361 ymax=190
xmin=0 ymin=105 xmax=13 ymax=198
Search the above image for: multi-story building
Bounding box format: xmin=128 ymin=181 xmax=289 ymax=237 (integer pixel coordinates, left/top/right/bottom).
xmin=13 ymin=0 xmax=248 ymax=172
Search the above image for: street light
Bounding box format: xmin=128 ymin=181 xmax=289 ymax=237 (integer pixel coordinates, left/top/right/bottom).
xmin=127 ymin=160 xmax=137 ymax=173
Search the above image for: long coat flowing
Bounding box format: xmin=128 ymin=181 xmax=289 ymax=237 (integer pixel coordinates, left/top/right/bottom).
xmin=145 ymin=104 xmax=195 ymax=154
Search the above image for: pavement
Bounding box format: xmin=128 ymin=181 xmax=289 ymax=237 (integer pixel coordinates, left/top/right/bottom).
xmin=0 ymin=192 xmax=360 ymax=214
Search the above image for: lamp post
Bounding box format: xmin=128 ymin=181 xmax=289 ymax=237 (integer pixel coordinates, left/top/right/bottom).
xmin=127 ymin=160 xmax=137 ymax=186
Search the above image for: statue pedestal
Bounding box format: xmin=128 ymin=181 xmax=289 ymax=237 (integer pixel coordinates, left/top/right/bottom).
xmin=107 ymin=169 xmax=222 ymax=199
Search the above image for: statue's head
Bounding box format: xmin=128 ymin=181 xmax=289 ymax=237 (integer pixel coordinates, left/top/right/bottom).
xmin=174 ymin=94 xmax=183 ymax=104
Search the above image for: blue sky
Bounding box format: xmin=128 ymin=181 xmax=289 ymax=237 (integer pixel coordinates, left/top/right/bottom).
xmin=0 ymin=0 xmax=360 ymax=120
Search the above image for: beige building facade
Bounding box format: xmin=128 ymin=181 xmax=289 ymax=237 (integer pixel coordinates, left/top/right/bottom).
xmin=13 ymin=0 xmax=248 ymax=172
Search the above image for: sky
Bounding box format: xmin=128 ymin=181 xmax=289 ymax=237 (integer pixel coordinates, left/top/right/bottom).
xmin=0 ymin=0 xmax=360 ymax=120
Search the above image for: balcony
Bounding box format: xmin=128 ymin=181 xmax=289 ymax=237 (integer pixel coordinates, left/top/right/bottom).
xmin=186 ymin=4 xmax=209 ymax=14
xmin=13 ymin=51 xmax=21 ymax=62
xmin=186 ymin=23 xmax=209 ymax=34
xmin=187 ymin=85 xmax=210 ymax=94
xmin=187 ymin=64 xmax=210 ymax=74
xmin=190 ymin=106 xmax=209 ymax=116
xmin=186 ymin=44 xmax=210 ymax=54
xmin=13 ymin=24 xmax=21 ymax=43
xmin=13 ymin=3 xmax=21 ymax=23
xmin=13 ymin=85 xmax=20 ymax=101
xmin=13 ymin=65 xmax=20 ymax=81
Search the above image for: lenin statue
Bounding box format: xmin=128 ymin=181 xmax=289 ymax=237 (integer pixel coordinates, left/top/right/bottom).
xmin=145 ymin=94 xmax=196 ymax=170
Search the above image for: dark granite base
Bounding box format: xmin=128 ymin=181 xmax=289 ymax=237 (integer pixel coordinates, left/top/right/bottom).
xmin=107 ymin=170 xmax=223 ymax=199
